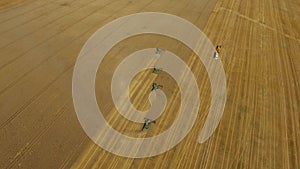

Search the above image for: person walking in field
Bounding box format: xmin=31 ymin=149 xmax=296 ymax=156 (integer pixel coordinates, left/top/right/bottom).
xmin=214 ymin=45 xmax=221 ymax=60
xmin=216 ymin=45 xmax=221 ymax=53
xmin=142 ymin=118 xmax=156 ymax=131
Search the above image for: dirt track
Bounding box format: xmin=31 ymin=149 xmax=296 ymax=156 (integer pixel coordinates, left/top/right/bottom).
xmin=0 ymin=0 xmax=299 ymax=168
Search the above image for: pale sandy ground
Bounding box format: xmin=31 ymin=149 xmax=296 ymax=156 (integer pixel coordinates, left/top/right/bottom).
xmin=0 ymin=0 xmax=299 ymax=168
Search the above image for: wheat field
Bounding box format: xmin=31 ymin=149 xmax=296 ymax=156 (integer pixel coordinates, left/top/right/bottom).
xmin=0 ymin=0 xmax=299 ymax=168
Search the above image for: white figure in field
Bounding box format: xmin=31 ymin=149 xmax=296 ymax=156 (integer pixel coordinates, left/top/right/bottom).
xmin=214 ymin=45 xmax=221 ymax=60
